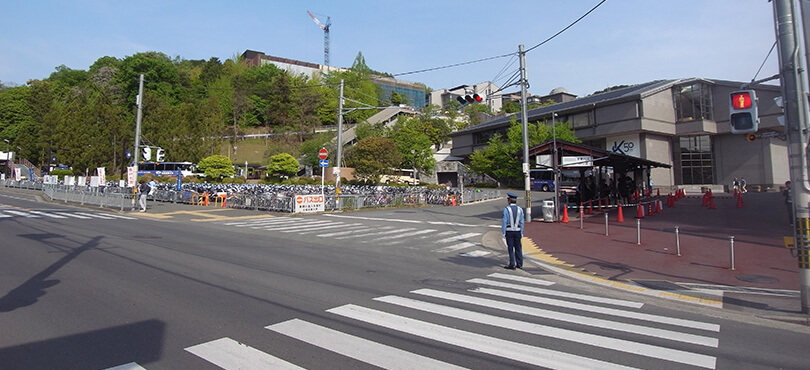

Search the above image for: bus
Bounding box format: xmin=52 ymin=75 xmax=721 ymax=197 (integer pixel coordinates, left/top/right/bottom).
xmin=137 ymin=162 xmax=198 ymax=178
xmin=529 ymin=169 xmax=586 ymax=192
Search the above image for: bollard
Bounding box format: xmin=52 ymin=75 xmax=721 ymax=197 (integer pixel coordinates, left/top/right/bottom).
xmin=675 ymin=226 xmax=681 ymax=256
xmin=605 ymin=212 xmax=609 ymax=236
xmin=637 ymin=219 xmax=641 ymax=245
xmin=729 ymin=236 xmax=735 ymax=270
xmin=580 ymin=205 xmax=584 ymax=230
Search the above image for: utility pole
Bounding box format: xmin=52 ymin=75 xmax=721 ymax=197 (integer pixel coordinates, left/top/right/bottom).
xmin=335 ymin=79 xmax=344 ymax=193
xmin=133 ymin=74 xmax=144 ymax=169
xmin=519 ymin=44 xmax=532 ymax=222
xmin=773 ymin=0 xmax=810 ymax=313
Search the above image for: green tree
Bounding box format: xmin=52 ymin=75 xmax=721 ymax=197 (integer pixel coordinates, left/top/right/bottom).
xmin=343 ymin=137 xmax=402 ymax=182
xmin=469 ymin=118 xmax=579 ymax=186
xmin=197 ymin=154 xmax=235 ymax=181
xmin=266 ymin=153 xmax=300 ymax=178
xmin=390 ymin=116 xmax=436 ymax=175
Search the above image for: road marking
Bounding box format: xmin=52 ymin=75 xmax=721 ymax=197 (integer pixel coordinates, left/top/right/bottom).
xmin=185 ymin=337 xmax=304 ymax=369
xmin=267 ymin=319 xmax=467 ymax=370
xmin=333 ymin=226 xmax=407 ymax=240
xmin=328 ymin=304 xmax=639 ymax=370
xmin=472 ymin=287 xmax=720 ymax=332
xmin=434 ymin=232 xmax=480 ymax=243
xmin=433 ymin=242 xmax=477 ymax=253
xmin=26 ymin=211 xmax=68 ymax=218
xmin=410 ymin=289 xmax=718 ymax=348
xmin=468 ymin=278 xmax=644 ymax=308
xmin=104 ymin=362 xmax=148 ymax=370
xmin=376 ymin=295 xmax=716 ymax=368
xmin=4 ymin=210 xmax=40 ymax=217
xmin=487 ymin=272 xmax=555 ymax=286
xmin=317 ymin=225 xmax=378 ymax=237
xmin=459 ymin=250 xmax=490 ymax=257
xmin=369 ymin=228 xmax=436 ymax=242
xmin=75 ymin=212 xmax=115 ymax=219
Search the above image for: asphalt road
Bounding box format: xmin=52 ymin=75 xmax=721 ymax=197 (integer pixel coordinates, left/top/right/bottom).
xmin=1 ymin=189 xmax=809 ymax=369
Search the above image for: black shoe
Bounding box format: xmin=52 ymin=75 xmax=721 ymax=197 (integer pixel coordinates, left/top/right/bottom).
xmin=503 ymin=265 xmax=516 ymax=270
xmin=516 ymin=266 xmax=523 ymax=269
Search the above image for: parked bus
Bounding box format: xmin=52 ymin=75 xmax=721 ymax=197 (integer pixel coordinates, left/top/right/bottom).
xmin=529 ymin=169 xmax=586 ymax=192
xmin=137 ymin=162 xmax=198 ymax=178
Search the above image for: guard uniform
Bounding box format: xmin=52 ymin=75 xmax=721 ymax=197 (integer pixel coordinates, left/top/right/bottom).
xmin=501 ymin=193 xmax=524 ymax=269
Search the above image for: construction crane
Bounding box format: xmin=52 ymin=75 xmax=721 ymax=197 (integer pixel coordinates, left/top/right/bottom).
xmin=307 ymin=11 xmax=331 ymax=66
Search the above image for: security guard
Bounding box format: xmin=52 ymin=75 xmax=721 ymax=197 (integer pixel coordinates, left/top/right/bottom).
xmin=501 ymin=192 xmax=524 ymax=269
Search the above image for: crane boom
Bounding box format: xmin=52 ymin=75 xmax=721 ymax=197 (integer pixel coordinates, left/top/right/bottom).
xmin=306 ymin=10 xmax=331 ymax=66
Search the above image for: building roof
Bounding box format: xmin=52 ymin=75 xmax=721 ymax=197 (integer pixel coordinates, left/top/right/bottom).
xmin=449 ymin=78 xmax=781 ymax=136
xmin=528 ymin=139 xmax=671 ymax=171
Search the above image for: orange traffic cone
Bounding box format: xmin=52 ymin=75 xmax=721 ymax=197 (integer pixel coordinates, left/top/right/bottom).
xmin=736 ymin=193 xmax=744 ymax=208
xmin=656 ymin=199 xmax=663 ymax=213
xmin=617 ymin=203 xmax=625 ymax=222
xmin=709 ymin=194 xmax=716 ymax=209
xmin=648 ymin=201 xmax=655 ymax=215
xmin=587 ymin=200 xmax=594 ymax=214
xmin=636 ymin=203 xmax=644 ymax=218
xmin=561 ymin=206 xmax=570 ymax=223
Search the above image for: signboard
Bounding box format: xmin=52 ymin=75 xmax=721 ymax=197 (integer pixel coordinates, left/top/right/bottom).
xmin=318 ymin=148 xmax=328 ymax=160
xmin=96 ymin=167 xmax=106 ymax=182
xmin=294 ymin=194 xmax=325 ymax=213
xmin=562 ymin=156 xmax=593 ymax=167
xmin=535 ymin=154 xmax=552 ymax=168
xmin=319 ymin=159 xmax=329 ymax=167
xmin=127 ymin=166 xmax=137 ymax=188
xmin=610 ymin=134 xmax=639 ymax=157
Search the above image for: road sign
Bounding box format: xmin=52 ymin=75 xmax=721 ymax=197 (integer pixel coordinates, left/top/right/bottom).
xmin=319 ymin=159 xmax=329 ymax=167
xmin=318 ymin=148 xmax=328 ymax=160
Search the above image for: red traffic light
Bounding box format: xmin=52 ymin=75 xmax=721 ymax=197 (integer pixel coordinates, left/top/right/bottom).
xmin=457 ymin=93 xmax=484 ymax=105
xmin=731 ymin=91 xmax=752 ymax=110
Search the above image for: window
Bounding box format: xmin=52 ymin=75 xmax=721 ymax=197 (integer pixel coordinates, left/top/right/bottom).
xmin=680 ymin=136 xmax=713 ymax=184
xmin=673 ymin=83 xmax=713 ymax=122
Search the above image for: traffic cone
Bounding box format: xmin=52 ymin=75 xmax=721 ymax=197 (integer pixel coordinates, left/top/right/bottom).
xmin=667 ymin=193 xmax=675 ymax=207
xmin=561 ymin=206 xmax=570 ymax=223
xmin=648 ymin=201 xmax=656 ymax=215
xmin=587 ymin=200 xmax=594 ymax=214
xmin=656 ymin=199 xmax=663 ymax=213
xmin=636 ymin=203 xmax=644 ymax=218
xmin=617 ymin=203 xmax=625 ymax=222
xmin=709 ymin=194 xmax=716 ymax=209
xmin=656 ymin=188 xmax=660 ymax=197
xmin=736 ymin=193 xmax=744 ymax=208
xmin=597 ymin=198 xmax=603 ymax=212
xmin=701 ymin=192 xmax=709 ymax=207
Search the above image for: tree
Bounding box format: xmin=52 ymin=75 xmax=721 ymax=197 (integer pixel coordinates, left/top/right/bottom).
xmin=196 ymin=154 xmax=235 ymax=181
xmin=469 ymin=118 xmax=579 ymax=186
xmin=343 ymin=137 xmax=402 ymax=182
xmin=266 ymin=153 xmax=299 ymax=178
xmin=389 ymin=116 xmax=436 ymax=176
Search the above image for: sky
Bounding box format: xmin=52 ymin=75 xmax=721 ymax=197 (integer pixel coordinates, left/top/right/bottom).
xmin=0 ymin=0 xmax=780 ymax=98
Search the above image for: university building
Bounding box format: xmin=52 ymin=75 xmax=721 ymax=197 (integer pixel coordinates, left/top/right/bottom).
xmin=449 ymin=78 xmax=786 ymax=191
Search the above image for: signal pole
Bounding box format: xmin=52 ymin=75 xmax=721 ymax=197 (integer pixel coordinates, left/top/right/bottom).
xmin=773 ymin=0 xmax=810 ymax=313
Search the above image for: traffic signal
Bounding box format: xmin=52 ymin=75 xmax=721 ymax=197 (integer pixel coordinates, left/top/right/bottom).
xmin=141 ymin=146 xmax=152 ymax=161
xmin=456 ymin=93 xmax=484 ymax=105
xmin=156 ymin=148 xmax=166 ymax=162
xmin=729 ymin=90 xmax=758 ymax=134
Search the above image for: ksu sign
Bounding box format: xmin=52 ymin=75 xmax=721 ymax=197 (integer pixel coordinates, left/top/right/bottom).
xmin=294 ymin=194 xmax=325 ymax=213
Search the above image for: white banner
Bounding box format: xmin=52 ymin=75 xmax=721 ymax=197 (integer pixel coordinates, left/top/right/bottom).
xmin=294 ymin=194 xmax=325 ymax=213
xmin=96 ymin=167 xmax=106 ymax=181
xmin=127 ymin=166 xmax=137 ymax=188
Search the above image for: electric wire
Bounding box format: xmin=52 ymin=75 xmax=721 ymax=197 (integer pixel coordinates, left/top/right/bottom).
xmin=751 ymin=41 xmax=778 ymax=82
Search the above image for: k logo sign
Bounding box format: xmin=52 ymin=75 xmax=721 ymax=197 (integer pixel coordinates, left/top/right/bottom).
xmin=612 ymin=140 xmax=635 ymax=155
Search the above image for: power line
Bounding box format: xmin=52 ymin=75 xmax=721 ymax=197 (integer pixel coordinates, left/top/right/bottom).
xmin=525 ymin=0 xmax=608 ymax=53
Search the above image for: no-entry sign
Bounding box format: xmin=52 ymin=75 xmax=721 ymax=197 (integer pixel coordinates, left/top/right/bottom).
xmin=318 ymin=148 xmax=328 ymax=160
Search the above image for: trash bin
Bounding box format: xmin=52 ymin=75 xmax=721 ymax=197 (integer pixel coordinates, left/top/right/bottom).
xmin=542 ymin=200 xmax=556 ymax=222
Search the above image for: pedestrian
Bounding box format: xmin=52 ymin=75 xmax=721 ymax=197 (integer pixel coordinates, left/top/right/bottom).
xmin=138 ymin=180 xmax=151 ymax=212
xmin=501 ymin=192 xmax=524 ymax=270
xmin=784 ymin=180 xmax=793 ymax=226
xmin=740 ymin=177 xmax=747 ymax=193
xmin=732 ymin=178 xmax=739 ymax=192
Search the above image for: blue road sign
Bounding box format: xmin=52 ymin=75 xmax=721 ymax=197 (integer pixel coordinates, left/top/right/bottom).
xmin=319 ymin=159 xmax=329 ymax=167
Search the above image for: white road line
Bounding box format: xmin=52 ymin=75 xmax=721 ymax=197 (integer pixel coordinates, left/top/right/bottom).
xmin=328 ymin=304 xmax=638 ymax=370
xmin=3 ymin=210 xmax=39 ymax=218
xmin=473 ymin=287 xmax=720 ymax=332
xmin=75 ymin=212 xmax=115 ymax=219
xmin=185 ymin=337 xmax=304 ymax=370
xmin=468 ymin=278 xmax=644 ymax=308
xmin=102 ymin=213 xmax=136 ymax=219
xmin=104 ymin=362 xmax=148 ymax=370
xmin=299 ymin=222 xmax=361 ymax=231
xmin=333 ymin=227 xmax=408 ymax=240
xmin=410 ymin=289 xmax=718 ymax=348
xmin=434 ymin=232 xmax=480 ymax=244
xmin=459 ymin=250 xmax=490 ymax=257
xmin=278 ymin=221 xmax=342 ymax=232
xmin=318 ymin=225 xmax=379 ymax=237
xmin=27 ymin=211 xmax=68 ymax=218
xmin=267 ymin=319 xmax=467 ymax=370
xmin=370 ymin=228 xmax=436 ymax=242
xmin=433 ymin=242 xmax=478 ymax=253
xmin=258 ymin=219 xmax=333 ymax=231
xmin=487 ymin=272 xmax=556 ymax=286
xmin=325 ymin=214 xmax=423 ymax=223
xmin=0 ymin=213 xmax=11 ymax=218
xmin=60 ymin=212 xmax=92 ymax=219
xmin=375 ymin=296 xmax=716 ymax=369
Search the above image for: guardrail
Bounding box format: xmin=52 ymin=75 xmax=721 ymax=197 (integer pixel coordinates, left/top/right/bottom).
xmin=1 ymin=180 xmax=502 ymax=213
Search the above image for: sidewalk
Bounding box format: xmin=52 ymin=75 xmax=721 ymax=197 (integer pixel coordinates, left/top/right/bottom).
xmin=522 ymin=191 xmax=808 ymax=319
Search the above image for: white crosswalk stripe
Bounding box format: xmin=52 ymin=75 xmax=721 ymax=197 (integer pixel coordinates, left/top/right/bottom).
xmin=0 ymin=209 xmax=135 ymax=220
xmin=122 ymin=272 xmax=720 ymax=369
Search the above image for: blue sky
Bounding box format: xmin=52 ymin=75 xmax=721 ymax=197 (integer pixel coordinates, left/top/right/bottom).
xmin=1 ymin=1 xmax=778 ymax=98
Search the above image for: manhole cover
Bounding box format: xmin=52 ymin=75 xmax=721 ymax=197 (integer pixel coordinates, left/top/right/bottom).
xmin=736 ymin=274 xmax=779 ymax=284
xmin=633 ymin=280 xmax=686 ymax=291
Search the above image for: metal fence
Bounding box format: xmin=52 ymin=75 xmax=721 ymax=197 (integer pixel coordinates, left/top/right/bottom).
xmin=1 ymin=180 xmax=502 ymax=213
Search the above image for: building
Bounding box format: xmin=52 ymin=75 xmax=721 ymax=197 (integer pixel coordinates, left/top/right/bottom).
xmin=241 ymin=50 xmax=427 ymax=107
xmin=448 ymin=78 xmax=786 ymax=191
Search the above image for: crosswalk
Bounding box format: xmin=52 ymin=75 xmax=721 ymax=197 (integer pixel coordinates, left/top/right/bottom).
xmin=110 ymin=272 xmax=721 ymax=369
xmin=0 ymin=207 xmax=136 ymax=220
xmin=217 ymin=215 xmax=493 ymax=256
